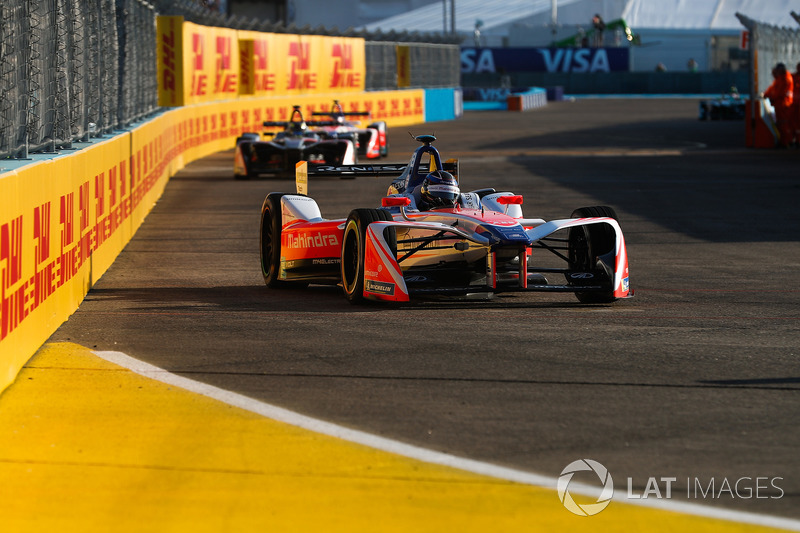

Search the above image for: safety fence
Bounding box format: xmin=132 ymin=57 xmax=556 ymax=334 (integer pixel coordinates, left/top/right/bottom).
xmin=0 ymin=0 xmax=459 ymax=160
xmin=367 ymin=41 xmax=460 ymax=91
xmin=737 ymin=13 xmax=800 ymax=96
xmin=0 ymin=0 xmax=158 ymax=158
xmin=735 ymin=13 xmax=800 ymax=147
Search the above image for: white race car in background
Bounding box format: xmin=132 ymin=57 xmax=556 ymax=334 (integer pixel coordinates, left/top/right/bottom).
xmin=311 ymin=100 xmax=389 ymax=160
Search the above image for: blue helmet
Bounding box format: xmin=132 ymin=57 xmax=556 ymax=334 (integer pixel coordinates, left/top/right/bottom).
xmin=420 ymin=170 xmax=459 ymax=209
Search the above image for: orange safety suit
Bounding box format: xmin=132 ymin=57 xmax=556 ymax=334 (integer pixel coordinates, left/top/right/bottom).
xmin=763 ymin=70 xmax=794 ymax=146
xmin=793 ymin=69 xmax=800 ymax=145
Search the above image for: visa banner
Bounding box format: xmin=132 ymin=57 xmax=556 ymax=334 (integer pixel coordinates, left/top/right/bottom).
xmin=461 ymin=47 xmax=630 ymax=73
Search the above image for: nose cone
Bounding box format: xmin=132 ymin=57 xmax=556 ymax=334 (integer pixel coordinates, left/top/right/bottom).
xmin=476 ymin=222 xmax=531 ymax=245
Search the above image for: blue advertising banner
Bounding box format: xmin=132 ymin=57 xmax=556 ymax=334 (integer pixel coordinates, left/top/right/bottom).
xmin=461 ymin=47 xmax=630 ymax=74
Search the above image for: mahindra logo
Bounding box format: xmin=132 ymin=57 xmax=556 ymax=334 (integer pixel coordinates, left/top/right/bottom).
xmin=286 ymin=232 xmax=339 ymax=249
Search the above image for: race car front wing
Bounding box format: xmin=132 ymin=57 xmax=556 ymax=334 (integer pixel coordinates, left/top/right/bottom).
xmin=360 ymin=217 xmax=631 ymax=302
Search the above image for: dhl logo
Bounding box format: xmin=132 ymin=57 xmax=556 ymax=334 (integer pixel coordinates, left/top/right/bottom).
xmin=253 ymin=40 xmax=268 ymax=69
xmin=252 ymin=39 xmax=275 ymax=91
xmin=329 ymin=44 xmax=361 ymax=89
xmin=190 ymin=33 xmax=238 ymax=96
xmin=214 ymin=36 xmax=237 ymax=94
xmin=159 ymin=26 xmax=178 ymax=101
xmin=288 ymin=42 xmax=316 ymax=90
xmin=215 ymin=36 xmax=231 ymax=70
xmin=192 ymin=33 xmax=205 ymax=69
xmin=191 ymin=32 xmax=208 ymax=95
xmin=2 ymin=153 xmax=134 ymax=342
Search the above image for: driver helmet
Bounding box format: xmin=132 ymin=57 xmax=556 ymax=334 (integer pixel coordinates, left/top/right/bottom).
xmin=420 ymin=170 xmax=460 ymax=209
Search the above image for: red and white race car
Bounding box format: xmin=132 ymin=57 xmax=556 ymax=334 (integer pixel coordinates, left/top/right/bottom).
xmin=310 ymin=100 xmax=389 ymax=160
xmin=260 ymin=135 xmax=632 ymax=304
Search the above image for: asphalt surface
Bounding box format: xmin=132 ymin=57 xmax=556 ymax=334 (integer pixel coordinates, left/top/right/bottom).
xmin=50 ymin=98 xmax=800 ymax=518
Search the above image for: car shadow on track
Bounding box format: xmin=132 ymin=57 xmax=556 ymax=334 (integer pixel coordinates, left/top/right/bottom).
xmin=83 ymin=285 xmax=608 ymax=314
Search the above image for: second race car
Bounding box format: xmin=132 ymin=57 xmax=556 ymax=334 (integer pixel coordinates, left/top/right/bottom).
xmin=260 ymin=135 xmax=632 ymax=304
xmin=234 ymin=105 xmax=357 ymax=179
xmin=311 ymin=100 xmax=389 ymax=159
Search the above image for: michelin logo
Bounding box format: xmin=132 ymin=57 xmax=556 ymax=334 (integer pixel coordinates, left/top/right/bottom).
xmin=365 ymin=280 xmax=395 ymax=296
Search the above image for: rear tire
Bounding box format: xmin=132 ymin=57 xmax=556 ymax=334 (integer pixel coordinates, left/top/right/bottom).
xmin=378 ymin=123 xmax=389 ymax=157
xmin=260 ymin=193 xmax=307 ymax=289
xmin=341 ymin=209 xmax=393 ymax=303
xmin=567 ymin=206 xmax=618 ymax=303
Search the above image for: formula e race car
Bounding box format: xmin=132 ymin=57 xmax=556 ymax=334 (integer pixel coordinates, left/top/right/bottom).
xmin=311 ymin=100 xmax=389 ymax=159
xmin=234 ymin=105 xmax=357 ymax=179
xmin=260 ymin=135 xmax=632 ymax=304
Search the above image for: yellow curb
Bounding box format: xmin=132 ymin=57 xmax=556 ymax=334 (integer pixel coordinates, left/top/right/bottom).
xmin=0 ymin=342 xmax=789 ymax=532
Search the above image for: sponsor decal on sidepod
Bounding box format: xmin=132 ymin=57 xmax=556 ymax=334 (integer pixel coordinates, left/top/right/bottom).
xmin=287 ymin=232 xmax=339 ymax=249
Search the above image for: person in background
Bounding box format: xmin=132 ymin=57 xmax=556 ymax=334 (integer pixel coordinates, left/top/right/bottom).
xmin=762 ymin=63 xmax=794 ymax=148
xmin=687 ymin=58 xmax=698 ymax=72
xmin=592 ymin=14 xmax=605 ymax=47
xmin=792 ymin=62 xmax=800 ymax=147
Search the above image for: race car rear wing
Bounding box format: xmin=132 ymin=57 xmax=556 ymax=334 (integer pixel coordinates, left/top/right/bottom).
xmin=262 ymin=120 xmax=341 ymax=128
xmin=299 ymin=160 xmax=459 ymax=177
xmin=311 ymin=111 xmax=370 ymax=118
xmin=312 ymin=99 xmax=371 ymax=119
xmin=294 ymin=160 xmax=459 ymax=196
xmin=294 ymin=160 xmax=459 ymax=195
xmin=303 ymin=163 xmax=412 ymax=176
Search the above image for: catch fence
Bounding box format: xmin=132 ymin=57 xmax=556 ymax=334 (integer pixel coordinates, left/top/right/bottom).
xmin=0 ymin=0 xmax=157 ymax=158
xmin=736 ymin=13 xmax=800 ymax=97
xmin=1 ymin=0 xmax=459 ymax=160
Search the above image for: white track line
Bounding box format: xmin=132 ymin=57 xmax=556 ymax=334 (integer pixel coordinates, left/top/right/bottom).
xmin=94 ymin=349 xmax=800 ymax=532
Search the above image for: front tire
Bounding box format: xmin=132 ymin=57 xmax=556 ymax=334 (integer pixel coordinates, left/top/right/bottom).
xmin=260 ymin=193 xmax=307 ymax=289
xmin=567 ymin=206 xmax=618 ymax=303
xmin=341 ymin=209 xmax=393 ymax=303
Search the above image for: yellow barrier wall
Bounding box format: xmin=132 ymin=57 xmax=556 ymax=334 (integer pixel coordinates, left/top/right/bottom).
xmin=158 ymin=17 xmax=366 ymax=106
xmin=0 ymin=135 xmax=132 ymax=389
xmin=0 ymin=89 xmax=425 ymax=394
